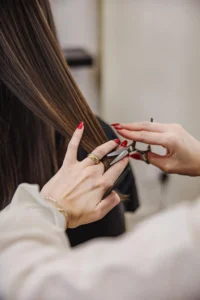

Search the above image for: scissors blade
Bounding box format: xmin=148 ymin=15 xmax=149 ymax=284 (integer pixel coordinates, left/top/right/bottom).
xmin=110 ymin=149 xmax=129 ymax=166
xmin=107 ymin=148 xmax=125 ymax=157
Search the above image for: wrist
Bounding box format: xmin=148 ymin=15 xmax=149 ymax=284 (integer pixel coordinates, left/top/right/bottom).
xmin=42 ymin=196 xmax=68 ymax=229
xmin=190 ymin=142 xmax=200 ymax=176
xmin=194 ymin=158 xmax=200 ymax=177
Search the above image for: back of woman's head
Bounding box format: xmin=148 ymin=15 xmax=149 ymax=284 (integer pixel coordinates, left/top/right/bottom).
xmin=0 ymin=0 xmax=108 ymax=209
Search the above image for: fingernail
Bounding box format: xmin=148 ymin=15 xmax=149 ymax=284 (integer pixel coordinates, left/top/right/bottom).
xmin=77 ymin=121 xmax=84 ymax=129
xmin=121 ymin=140 xmax=128 ymax=147
xmin=114 ymin=139 xmax=120 ymax=144
xmin=111 ymin=123 xmax=120 ymax=127
xmin=130 ymin=153 xmax=141 ymax=160
xmin=115 ymin=126 xmax=123 ymax=130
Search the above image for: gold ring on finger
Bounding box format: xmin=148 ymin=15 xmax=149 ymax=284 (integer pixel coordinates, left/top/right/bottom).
xmin=87 ymin=153 xmax=101 ymax=165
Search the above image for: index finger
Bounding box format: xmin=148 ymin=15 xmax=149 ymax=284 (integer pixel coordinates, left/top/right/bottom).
xmin=120 ymin=122 xmax=167 ymax=133
xmin=115 ymin=130 xmax=167 ymax=147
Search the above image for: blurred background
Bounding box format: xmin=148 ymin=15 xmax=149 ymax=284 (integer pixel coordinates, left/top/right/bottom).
xmin=50 ymin=0 xmax=200 ymax=228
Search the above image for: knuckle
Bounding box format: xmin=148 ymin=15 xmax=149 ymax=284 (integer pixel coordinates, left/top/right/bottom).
xmin=139 ymin=131 xmax=147 ymax=142
xmin=94 ymin=140 xmax=116 ymax=158
xmin=167 ymin=134 xmax=177 ymax=146
xmin=98 ymin=149 xmax=106 ymax=158
xmin=86 ymin=168 xmax=97 ymax=178
xmin=100 ymin=179 xmax=111 ymax=190
xmin=172 ymin=123 xmax=182 ymax=131
xmin=93 ymin=146 xmax=105 ymax=158
xmin=83 ymin=169 xmax=91 ymax=179
xmin=109 ymin=139 xmax=117 ymax=146
xmin=68 ymin=142 xmax=77 ymax=150
xmin=162 ymin=162 xmax=172 ymax=174
xmin=141 ymin=122 xmax=150 ymax=130
xmin=96 ymin=209 xmax=104 ymax=220
xmin=112 ymin=192 xmax=120 ymax=204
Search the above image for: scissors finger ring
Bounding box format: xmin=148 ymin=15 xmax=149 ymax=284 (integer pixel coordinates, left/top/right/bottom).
xmin=140 ymin=151 xmax=150 ymax=165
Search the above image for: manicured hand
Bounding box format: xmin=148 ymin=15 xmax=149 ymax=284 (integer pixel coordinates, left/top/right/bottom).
xmin=113 ymin=122 xmax=200 ymax=176
xmin=41 ymin=122 xmax=128 ymax=228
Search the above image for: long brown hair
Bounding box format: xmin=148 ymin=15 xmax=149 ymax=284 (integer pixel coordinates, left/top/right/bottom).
xmin=0 ymin=0 xmax=108 ymax=209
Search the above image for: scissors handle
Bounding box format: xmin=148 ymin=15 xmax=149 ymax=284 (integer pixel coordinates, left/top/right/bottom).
xmin=127 ymin=142 xmax=136 ymax=153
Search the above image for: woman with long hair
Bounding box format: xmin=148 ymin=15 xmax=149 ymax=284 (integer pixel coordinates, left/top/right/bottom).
xmin=1 ymin=121 xmax=200 ymax=300
xmin=0 ymin=0 xmax=138 ymax=246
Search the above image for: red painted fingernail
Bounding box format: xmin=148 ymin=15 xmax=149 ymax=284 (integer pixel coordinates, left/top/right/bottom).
xmin=121 ymin=140 xmax=128 ymax=147
xmin=115 ymin=126 xmax=123 ymax=130
xmin=77 ymin=121 xmax=84 ymax=129
xmin=111 ymin=123 xmax=120 ymax=127
xmin=114 ymin=139 xmax=120 ymax=144
xmin=130 ymin=153 xmax=141 ymax=160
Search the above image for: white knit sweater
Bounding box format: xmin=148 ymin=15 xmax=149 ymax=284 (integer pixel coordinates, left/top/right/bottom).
xmin=0 ymin=184 xmax=200 ymax=300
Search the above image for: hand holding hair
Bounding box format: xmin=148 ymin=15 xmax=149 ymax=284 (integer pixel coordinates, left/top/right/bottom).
xmin=41 ymin=122 xmax=129 ymax=228
xmin=113 ymin=122 xmax=200 ymax=176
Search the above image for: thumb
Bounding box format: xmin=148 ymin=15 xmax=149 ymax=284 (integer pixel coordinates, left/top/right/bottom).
xmin=96 ymin=191 xmax=120 ymax=220
xmin=148 ymin=152 xmax=169 ymax=171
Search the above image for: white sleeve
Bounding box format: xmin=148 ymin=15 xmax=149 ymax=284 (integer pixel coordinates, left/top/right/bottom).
xmin=0 ymin=184 xmax=200 ymax=300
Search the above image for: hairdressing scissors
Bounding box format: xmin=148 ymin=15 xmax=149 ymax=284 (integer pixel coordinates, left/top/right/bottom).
xmin=107 ymin=118 xmax=154 ymax=166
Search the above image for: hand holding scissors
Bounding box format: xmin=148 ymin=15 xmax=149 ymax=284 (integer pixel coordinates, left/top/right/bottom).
xmin=112 ymin=119 xmax=200 ymax=176
xmin=108 ymin=118 xmax=154 ymax=166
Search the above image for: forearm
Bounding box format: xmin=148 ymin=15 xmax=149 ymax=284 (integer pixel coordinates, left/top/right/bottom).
xmin=1 ymin=184 xmax=200 ymax=300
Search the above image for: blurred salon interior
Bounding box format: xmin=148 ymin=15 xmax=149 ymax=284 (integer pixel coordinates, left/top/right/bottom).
xmin=51 ymin=0 xmax=200 ymax=228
